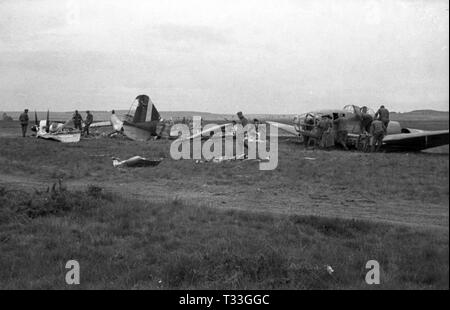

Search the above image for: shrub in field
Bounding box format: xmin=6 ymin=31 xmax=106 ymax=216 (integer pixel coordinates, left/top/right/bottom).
xmin=0 ymin=182 xmax=115 ymax=219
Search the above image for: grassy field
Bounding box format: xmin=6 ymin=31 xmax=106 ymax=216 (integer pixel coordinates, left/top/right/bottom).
xmin=0 ymin=119 xmax=448 ymax=289
xmin=0 ymin=184 xmax=447 ymax=289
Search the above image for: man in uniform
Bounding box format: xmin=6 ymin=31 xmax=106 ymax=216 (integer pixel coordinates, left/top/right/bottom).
xmin=333 ymin=113 xmax=349 ymax=150
xmin=374 ymin=105 xmax=389 ymax=134
xmin=360 ymin=106 xmax=373 ymax=134
xmin=370 ymin=119 xmax=385 ymax=152
xmin=237 ymin=111 xmax=249 ymax=127
xmin=84 ymin=110 xmax=93 ymax=136
xmin=236 ymin=112 xmax=252 ymax=156
xmin=73 ymin=110 xmax=83 ymax=131
xmin=19 ymin=109 xmax=29 ymax=137
xmin=318 ymin=115 xmax=334 ymax=149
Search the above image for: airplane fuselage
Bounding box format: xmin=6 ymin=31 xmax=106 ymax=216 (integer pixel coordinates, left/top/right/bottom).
xmin=293 ymin=105 xmax=449 ymax=151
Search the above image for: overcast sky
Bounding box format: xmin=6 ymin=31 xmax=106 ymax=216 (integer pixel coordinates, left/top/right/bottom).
xmin=0 ymin=0 xmax=448 ymax=113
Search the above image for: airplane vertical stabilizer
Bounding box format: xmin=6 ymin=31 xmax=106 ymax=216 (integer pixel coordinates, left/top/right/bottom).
xmin=133 ymin=95 xmax=150 ymax=123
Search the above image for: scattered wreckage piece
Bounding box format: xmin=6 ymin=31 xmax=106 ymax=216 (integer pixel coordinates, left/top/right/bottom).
xmin=112 ymin=156 xmax=163 ymax=168
xmin=194 ymin=154 xmax=270 ymax=164
xmin=304 ymin=157 xmax=316 ymax=160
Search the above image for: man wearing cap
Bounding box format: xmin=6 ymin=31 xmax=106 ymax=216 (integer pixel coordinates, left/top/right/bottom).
xmin=370 ymin=119 xmax=385 ymax=152
xmin=84 ymin=111 xmax=93 ymax=136
xmin=236 ymin=112 xmax=251 ymax=156
xmin=72 ymin=110 xmax=83 ymax=131
xmin=374 ymin=105 xmax=390 ymax=134
xmin=333 ymin=113 xmax=349 ymax=150
xmin=237 ymin=111 xmax=249 ymax=127
xmin=360 ymin=106 xmax=373 ymax=134
xmin=19 ymin=109 xmax=29 ymax=137
xmin=318 ymin=115 xmax=334 ymax=149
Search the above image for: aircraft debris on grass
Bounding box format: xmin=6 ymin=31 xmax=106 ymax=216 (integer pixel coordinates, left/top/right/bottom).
xmin=31 ymin=111 xmax=81 ymax=143
xmin=112 ymin=156 xmax=163 ymax=168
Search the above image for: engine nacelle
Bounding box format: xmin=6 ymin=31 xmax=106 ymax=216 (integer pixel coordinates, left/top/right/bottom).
xmin=386 ymin=121 xmax=402 ymax=135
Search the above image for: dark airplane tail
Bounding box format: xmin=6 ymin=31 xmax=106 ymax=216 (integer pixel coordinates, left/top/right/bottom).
xmin=132 ymin=94 xmax=161 ymax=123
xmin=133 ymin=95 xmax=149 ymax=123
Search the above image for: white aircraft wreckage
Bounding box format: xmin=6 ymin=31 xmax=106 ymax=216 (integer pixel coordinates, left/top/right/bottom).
xmin=31 ymin=111 xmax=81 ymax=143
xmin=268 ymin=105 xmax=449 ymax=152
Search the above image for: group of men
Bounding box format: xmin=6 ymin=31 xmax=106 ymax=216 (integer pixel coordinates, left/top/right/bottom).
xmin=18 ymin=109 xmax=94 ymax=137
xmin=72 ymin=110 xmax=94 ymax=136
xmin=303 ymin=105 xmax=390 ymax=152
xmin=228 ymin=107 xmax=390 ymax=152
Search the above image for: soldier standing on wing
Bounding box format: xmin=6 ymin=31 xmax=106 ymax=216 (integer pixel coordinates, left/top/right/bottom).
xmin=374 ymin=105 xmax=390 ymax=134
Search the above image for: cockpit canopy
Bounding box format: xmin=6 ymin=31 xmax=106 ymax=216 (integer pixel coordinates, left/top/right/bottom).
xmin=343 ymin=105 xmax=375 ymax=117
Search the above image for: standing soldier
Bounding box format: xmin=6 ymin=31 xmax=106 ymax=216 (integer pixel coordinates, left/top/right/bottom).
xmin=333 ymin=113 xmax=349 ymax=150
xmin=237 ymin=111 xmax=249 ymax=127
xmin=237 ymin=111 xmax=251 ymax=154
xmin=318 ymin=115 xmax=334 ymax=149
xmin=370 ymin=119 xmax=385 ymax=152
xmin=19 ymin=109 xmax=29 ymax=137
xmin=374 ymin=105 xmax=389 ymax=134
xmin=360 ymin=106 xmax=373 ymax=134
xmin=84 ymin=110 xmax=93 ymax=136
xmin=73 ymin=110 xmax=83 ymax=131
xmin=231 ymin=120 xmax=238 ymax=136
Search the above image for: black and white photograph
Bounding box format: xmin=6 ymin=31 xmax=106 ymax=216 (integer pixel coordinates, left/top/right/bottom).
xmin=0 ymin=0 xmax=448 ymax=295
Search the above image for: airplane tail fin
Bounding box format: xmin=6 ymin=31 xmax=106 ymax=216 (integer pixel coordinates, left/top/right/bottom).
xmin=131 ymin=94 xmax=161 ymax=123
xmin=132 ymin=95 xmax=149 ymax=123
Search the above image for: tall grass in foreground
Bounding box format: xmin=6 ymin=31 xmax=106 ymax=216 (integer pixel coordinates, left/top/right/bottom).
xmin=0 ymin=185 xmax=447 ymax=289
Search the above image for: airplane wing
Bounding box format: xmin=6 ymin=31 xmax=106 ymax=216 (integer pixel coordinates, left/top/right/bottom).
xmin=89 ymin=114 xmax=124 ymax=131
xmin=266 ymin=121 xmax=299 ymax=136
xmin=62 ymin=118 xmax=75 ymax=129
xmin=111 ymin=114 xmax=124 ymax=131
xmin=382 ymin=130 xmax=449 ymax=152
xmin=90 ymin=121 xmax=113 ymax=128
xmin=179 ymin=123 xmax=232 ymax=142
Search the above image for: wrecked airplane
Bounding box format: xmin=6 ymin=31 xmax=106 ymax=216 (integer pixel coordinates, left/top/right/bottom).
xmin=31 ymin=111 xmax=81 ymax=143
xmin=268 ymin=105 xmax=449 ymax=152
xmin=91 ymin=94 xmax=177 ymax=142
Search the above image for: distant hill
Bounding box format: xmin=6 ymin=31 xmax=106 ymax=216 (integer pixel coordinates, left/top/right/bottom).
xmin=390 ymin=110 xmax=449 ymax=121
